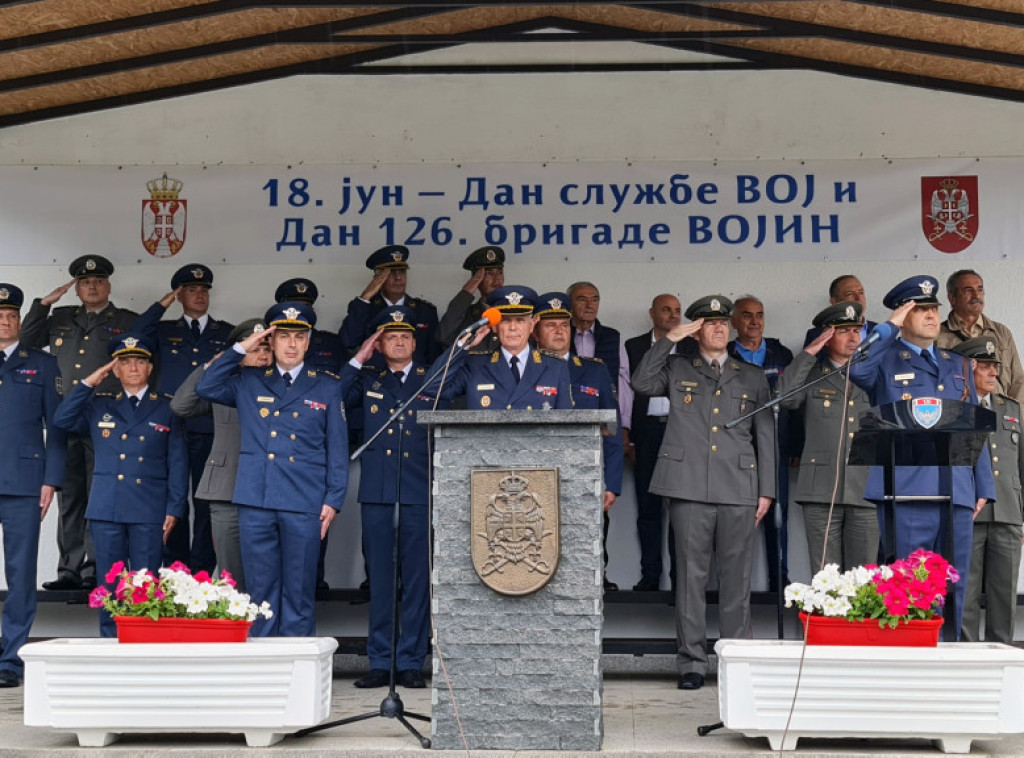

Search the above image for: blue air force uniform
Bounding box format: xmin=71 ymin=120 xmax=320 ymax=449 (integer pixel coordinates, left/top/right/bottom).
xmin=133 ymin=264 xmax=233 ymax=572
xmin=196 ymin=302 xmax=348 ymax=637
xmin=52 ymin=335 xmax=188 ymax=637
xmin=427 ymin=286 xmax=573 ymax=410
xmin=340 ymin=305 xmax=447 ymax=677
xmin=0 ymin=284 xmax=66 ymax=682
xmin=849 ymin=276 xmax=995 ymax=635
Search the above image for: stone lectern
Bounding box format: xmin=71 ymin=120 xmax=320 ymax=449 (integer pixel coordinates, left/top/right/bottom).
xmin=421 ymin=409 xmax=615 ymax=752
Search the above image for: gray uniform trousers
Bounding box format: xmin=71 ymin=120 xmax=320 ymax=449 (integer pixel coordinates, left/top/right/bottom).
xmin=632 ymin=338 xmax=775 ymax=676
xmin=961 ymin=394 xmax=1024 ymax=644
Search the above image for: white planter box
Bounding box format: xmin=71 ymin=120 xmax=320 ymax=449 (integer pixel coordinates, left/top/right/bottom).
xmin=21 ymin=637 xmax=338 ymax=747
xmin=716 ymin=639 xmax=1024 ymax=753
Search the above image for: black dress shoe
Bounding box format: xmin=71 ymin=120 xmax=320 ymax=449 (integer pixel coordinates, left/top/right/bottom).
xmin=677 ymin=672 xmax=704 ymax=690
xmin=42 ymin=576 xmax=82 ymax=591
xmin=0 ymin=670 xmax=20 ymax=688
xmin=354 ymin=669 xmax=390 ymax=688
xmin=632 ymin=576 xmax=660 ymax=592
xmin=81 ymin=576 xmax=97 ymax=590
xmin=603 ymin=576 xmax=619 ymax=592
xmin=397 ymin=669 xmax=426 ymax=688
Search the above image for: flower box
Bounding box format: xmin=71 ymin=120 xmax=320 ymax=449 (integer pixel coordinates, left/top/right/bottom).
xmin=22 ymin=637 xmax=337 ymax=747
xmin=716 ymin=639 xmax=1024 ymax=753
xmin=799 ymin=611 xmax=941 ymax=647
xmin=115 ymin=616 xmax=252 ymax=643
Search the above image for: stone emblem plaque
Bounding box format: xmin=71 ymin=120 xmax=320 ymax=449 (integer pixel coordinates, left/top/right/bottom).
xmin=470 ymin=468 xmax=559 ymax=596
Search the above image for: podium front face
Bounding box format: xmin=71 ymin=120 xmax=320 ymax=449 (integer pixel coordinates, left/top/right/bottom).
xmin=421 ymin=409 xmax=612 ymax=752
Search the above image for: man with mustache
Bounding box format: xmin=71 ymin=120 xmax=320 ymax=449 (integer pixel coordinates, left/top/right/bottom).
xmin=937 ymin=269 xmax=1024 ymax=405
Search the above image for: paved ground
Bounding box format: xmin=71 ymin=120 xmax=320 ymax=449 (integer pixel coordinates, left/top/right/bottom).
xmin=5 ymin=655 xmax=1024 ymax=757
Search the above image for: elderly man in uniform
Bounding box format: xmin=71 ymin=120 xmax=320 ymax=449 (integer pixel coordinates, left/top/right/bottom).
xmin=429 ymin=285 xmax=572 ymax=410
xmin=534 ymin=292 xmax=623 ymax=590
xmin=274 ymin=278 xmax=342 ymax=374
xmin=343 ymin=306 xmax=446 ymax=689
xmin=780 ymin=301 xmax=877 ymax=571
xmin=953 ymin=337 xmax=1024 ymax=644
xmin=134 ymin=264 xmax=233 ymax=572
xmin=436 ymin=246 xmax=505 ymax=352
xmin=53 ymin=335 xmax=186 ymax=636
xmin=937 ymin=269 xmax=1024 ymax=405
xmin=171 ymin=319 xmax=271 ymax=591
xmin=339 ymin=246 xmax=440 ymax=365
xmin=849 ymin=275 xmax=995 ymax=636
xmin=197 ymin=302 xmax=348 ymax=637
xmin=633 ymin=295 xmax=775 ymax=691
xmin=21 ymin=255 xmax=138 ymax=591
xmin=0 ymin=285 xmax=65 ymax=687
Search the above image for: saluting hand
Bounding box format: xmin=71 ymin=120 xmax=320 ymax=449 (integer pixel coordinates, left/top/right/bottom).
xmin=320 ymin=505 xmax=337 ymax=540
xmin=238 ymin=325 xmax=275 ymax=354
xmin=159 ymin=287 xmax=182 ymax=309
xmin=462 ymin=268 xmax=486 ymax=295
xmin=888 ymin=300 xmax=917 ymax=329
xmin=804 ymin=326 xmax=834 ymax=357
xmin=458 ymin=325 xmax=490 ymax=350
xmin=83 ymin=358 xmax=117 ymax=388
xmin=353 ymin=330 xmax=383 ymax=365
xmin=665 ymin=318 xmax=703 ymax=343
xmin=360 ymin=269 xmax=390 ymax=301
xmin=41 ymin=279 xmax=75 ymax=307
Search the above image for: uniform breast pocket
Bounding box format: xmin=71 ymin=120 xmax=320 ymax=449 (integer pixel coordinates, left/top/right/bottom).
xmin=11 ymin=374 xmax=43 ymax=394
xmin=50 ymin=330 xmax=71 ymax=354
xmin=738 ymin=453 xmax=758 ymax=499
xmin=673 ymin=385 xmax=699 ymax=410
xmin=812 ymin=392 xmax=839 ymax=417
xmin=731 ymin=389 xmax=752 ymax=415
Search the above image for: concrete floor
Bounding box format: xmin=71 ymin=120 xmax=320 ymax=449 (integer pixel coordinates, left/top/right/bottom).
xmin=5 ymin=655 xmax=1024 ymax=757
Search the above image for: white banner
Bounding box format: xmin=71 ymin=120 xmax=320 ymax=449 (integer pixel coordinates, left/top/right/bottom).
xmin=0 ymin=159 xmax=1013 ymax=267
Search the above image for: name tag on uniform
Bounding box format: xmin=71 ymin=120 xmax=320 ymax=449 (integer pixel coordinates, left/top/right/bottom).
xmin=98 ymin=421 xmax=116 ymax=428
xmin=477 ymin=384 xmax=495 ymax=391
xmin=894 ymin=373 xmax=915 ymax=381
xmin=257 ymin=396 xmax=275 ymax=403
xmin=367 ymin=391 xmax=385 ymax=399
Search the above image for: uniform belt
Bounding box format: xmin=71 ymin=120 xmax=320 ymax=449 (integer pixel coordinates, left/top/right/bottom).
xmin=649 ymin=416 xmax=669 ymax=424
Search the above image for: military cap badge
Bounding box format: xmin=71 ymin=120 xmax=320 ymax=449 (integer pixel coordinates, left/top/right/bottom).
xmin=0 ymin=288 xmax=7 ymax=301
xmin=192 ymin=268 xmax=204 ymax=280
xmin=710 ymin=298 xmax=721 ymax=312
xmin=253 ymin=324 xmax=265 ymax=334
xmin=987 ymin=341 xmax=996 ymax=354
xmin=845 ymin=305 xmax=856 ymax=319
xmin=506 ymin=292 xmax=523 ymax=305
xmin=486 ymin=249 xmax=497 ymax=262
xmin=392 ymin=251 xmax=403 ymax=262
xmin=124 ymin=337 xmax=138 ymax=349
xmin=548 ymin=297 xmax=564 ymax=310
xmin=919 ymin=279 xmax=935 ymax=296
xmin=295 ymin=282 xmax=308 ymax=294
xmin=391 ymin=310 xmax=405 ymax=322
xmin=86 ymin=258 xmax=97 ymax=271
xmin=283 ymin=307 xmax=300 ymax=321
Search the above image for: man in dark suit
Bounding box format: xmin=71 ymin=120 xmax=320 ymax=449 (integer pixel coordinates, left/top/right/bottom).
xmin=21 ymin=255 xmax=138 ymax=591
xmin=134 ymin=263 xmax=234 ymax=572
xmin=568 ymin=281 xmax=623 ymax=387
xmin=342 ymin=306 xmax=446 ymax=689
xmin=849 ymin=275 xmax=995 ymax=636
xmin=339 ymin=245 xmax=440 ymax=365
xmin=953 ymin=337 xmax=1024 ymax=644
xmin=53 ymin=334 xmax=187 ymax=636
xmin=171 ymin=318 xmax=271 ymax=591
xmin=623 ymin=293 xmax=682 ymax=591
xmin=196 ymin=302 xmax=348 ymax=637
xmin=436 ymin=246 xmax=505 ymax=352
xmin=0 ymin=284 xmax=65 ymax=686
xmin=535 ymin=292 xmax=624 ymax=591
xmin=779 ymin=301 xmax=876 ymax=571
xmin=429 ymin=285 xmax=572 ymax=411
xmin=633 ymin=295 xmax=775 ymax=691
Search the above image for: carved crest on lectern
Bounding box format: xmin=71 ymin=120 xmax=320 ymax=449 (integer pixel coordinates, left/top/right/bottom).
xmin=471 ymin=469 xmax=559 ymax=595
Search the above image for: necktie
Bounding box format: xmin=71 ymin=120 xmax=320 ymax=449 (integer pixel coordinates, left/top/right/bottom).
xmin=922 ymin=349 xmax=938 ymax=371
xmin=283 ymin=372 xmax=292 ymax=389
xmin=129 ymin=395 xmax=139 ymax=410
xmin=190 ymin=319 xmax=201 ymax=341
xmin=393 ymin=370 xmax=405 ymax=384
xmin=712 ymin=360 xmax=721 ymax=379
xmin=510 ymin=356 xmax=521 ymax=383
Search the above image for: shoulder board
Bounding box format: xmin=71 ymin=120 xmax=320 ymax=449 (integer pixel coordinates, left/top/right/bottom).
xmin=95 ymin=392 xmax=116 ymax=398
xmin=572 ymin=355 xmax=582 ymax=366
xmin=532 ymin=350 xmax=543 ymax=364
xmin=359 ymin=364 xmax=379 ymax=374
xmin=538 ymin=349 xmax=561 ymax=359
xmin=578 ymin=355 xmax=604 ymax=365
xmin=319 ymin=370 xmax=340 ymax=381
xmin=161 ymin=393 xmax=173 ymax=400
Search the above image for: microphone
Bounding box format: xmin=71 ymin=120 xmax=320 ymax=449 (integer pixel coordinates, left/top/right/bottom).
xmin=850 ymin=329 xmax=881 ymax=358
xmin=457 ymin=307 xmax=502 ymax=340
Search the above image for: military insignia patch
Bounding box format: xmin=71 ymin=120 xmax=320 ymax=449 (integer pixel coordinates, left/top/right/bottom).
xmin=911 ymin=397 xmax=942 ymax=429
xmin=102 ymin=429 xmax=110 ymax=438
xmin=260 ymin=408 xmax=269 ymax=418
xmin=54 ymin=338 xmax=63 ymax=347
xmin=480 ymin=395 xmax=491 ymax=408
xmin=370 ymin=404 xmax=379 ymax=414
xmin=471 ymin=469 xmax=559 ymax=596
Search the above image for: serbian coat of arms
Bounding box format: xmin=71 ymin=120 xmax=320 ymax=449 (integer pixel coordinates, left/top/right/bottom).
xmin=142 ymin=172 xmax=187 ymax=258
xmin=921 ymin=176 xmax=978 ymax=254
xmin=470 ymin=469 xmax=560 ymax=596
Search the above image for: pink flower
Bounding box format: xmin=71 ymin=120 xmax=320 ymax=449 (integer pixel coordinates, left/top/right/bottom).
xmin=154 ymin=588 xmax=166 ymax=601
xmin=167 ymin=561 xmax=191 ymax=574
xmin=219 ymin=570 xmax=236 ymax=588
xmin=115 ymin=577 xmax=129 ymax=601
xmin=104 ymin=561 xmax=125 ymax=584
xmin=194 ymin=571 xmax=211 ymax=583
xmin=131 ymin=586 xmax=149 ymax=604
xmin=88 ymin=587 xmax=110 ymax=609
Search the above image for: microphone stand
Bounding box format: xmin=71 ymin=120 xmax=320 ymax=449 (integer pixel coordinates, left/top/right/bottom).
xmin=296 ymin=335 xmax=478 ymax=748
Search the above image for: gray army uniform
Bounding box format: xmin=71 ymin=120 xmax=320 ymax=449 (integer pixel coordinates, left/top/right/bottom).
xmin=961 ymin=393 xmax=1024 ymax=644
xmin=632 ymin=338 xmax=775 ymax=677
xmin=779 ymin=351 xmax=877 ymax=571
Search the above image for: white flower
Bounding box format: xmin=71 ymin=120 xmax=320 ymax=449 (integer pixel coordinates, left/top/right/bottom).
xmin=820 ymin=595 xmax=852 ymax=617
xmin=259 ymin=601 xmax=274 ymax=620
xmin=131 ymin=570 xmax=151 ymax=588
xmin=811 ymin=564 xmax=842 ymax=592
xmin=227 ymin=597 xmax=249 ymax=618
xmin=186 ymin=597 xmax=209 ymax=615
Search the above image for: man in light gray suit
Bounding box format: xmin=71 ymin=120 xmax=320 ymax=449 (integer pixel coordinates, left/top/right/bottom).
xmin=953 ymin=337 xmax=1024 ymax=644
xmin=632 ymin=295 xmax=775 ymax=691
xmin=170 ymin=319 xmax=271 ymax=590
xmin=779 ymin=301 xmax=877 ymax=573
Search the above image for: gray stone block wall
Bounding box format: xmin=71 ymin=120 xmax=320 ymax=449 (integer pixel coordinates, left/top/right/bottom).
xmin=422 ymin=410 xmax=612 ymax=752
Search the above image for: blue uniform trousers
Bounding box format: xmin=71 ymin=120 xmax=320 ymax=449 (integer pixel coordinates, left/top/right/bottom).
xmin=878 ymin=501 xmax=973 ymax=638
xmin=362 ymin=502 xmax=430 ymax=672
xmin=0 ymin=496 xmax=42 ymax=676
xmin=239 ymin=505 xmax=320 ymax=637
xmin=163 ymin=430 xmax=216 ymax=573
xmin=90 ymin=520 xmax=163 ymax=637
